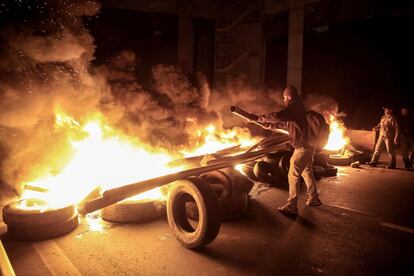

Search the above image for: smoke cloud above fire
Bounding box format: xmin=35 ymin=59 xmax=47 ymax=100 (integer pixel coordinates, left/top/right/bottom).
xmin=0 ymin=0 xmax=340 ymax=194
xmin=0 ymin=0 xmax=229 ymax=192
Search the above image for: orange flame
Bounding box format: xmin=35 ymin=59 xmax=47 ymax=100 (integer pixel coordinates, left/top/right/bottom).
xmin=19 ymin=111 xmax=256 ymax=210
xmin=323 ymin=115 xmax=349 ymax=151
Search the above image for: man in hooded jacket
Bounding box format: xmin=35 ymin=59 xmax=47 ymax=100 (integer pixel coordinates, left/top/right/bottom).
xmin=257 ymin=86 xmax=321 ymax=216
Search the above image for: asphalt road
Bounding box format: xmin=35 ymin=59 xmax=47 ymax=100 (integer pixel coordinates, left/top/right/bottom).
xmin=2 ymin=163 xmax=414 ymax=275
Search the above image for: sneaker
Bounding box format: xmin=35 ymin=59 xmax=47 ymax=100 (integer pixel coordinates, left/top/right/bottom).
xmin=278 ymin=204 xmax=298 ymax=216
xmin=306 ymin=197 xmax=322 ymax=207
xmin=386 ymin=165 xmax=396 ymax=169
xmin=366 ymin=161 xmax=377 ymax=167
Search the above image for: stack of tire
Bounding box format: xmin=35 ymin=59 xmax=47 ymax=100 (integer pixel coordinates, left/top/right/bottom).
xmin=314 ymin=151 xmax=338 ymax=177
xmin=252 ymin=151 xmax=292 ymax=189
xmin=101 ymin=198 xmax=164 ymax=223
xmin=2 ymin=199 xmax=78 ymax=241
xmin=184 ymin=168 xmax=254 ymax=222
xmin=166 ymin=177 xmax=221 ymax=249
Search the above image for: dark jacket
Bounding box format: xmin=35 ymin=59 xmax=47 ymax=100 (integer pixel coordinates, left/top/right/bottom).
xmin=399 ymin=115 xmax=414 ymax=139
xmin=258 ymin=98 xmax=308 ymax=148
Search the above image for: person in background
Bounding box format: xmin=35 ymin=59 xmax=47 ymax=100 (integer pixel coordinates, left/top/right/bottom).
xmin=367 ymin=105 xmax=400 ymax=169
xmin=256 ymin=85 xmax=321 ymax=216
xmin=399 ymin=107 xmax=413 ymax=170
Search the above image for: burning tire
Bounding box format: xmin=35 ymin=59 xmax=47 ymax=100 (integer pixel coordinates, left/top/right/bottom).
xmin=328 ymin=154 xmax=351 ymax=166
xmin=101 ymin=199 xmax=164 ymax=223
xmin=2 ymin=199 xmax=75 ymax=227
xmin=167 ymin=177 xmax=221 ymax=249
xmin=6 ymin=213 xmax=79 ymax=241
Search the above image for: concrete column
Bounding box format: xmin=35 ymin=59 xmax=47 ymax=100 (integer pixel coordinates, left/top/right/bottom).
xmin=177 ymin=16 xmax=194 ymax=73
xmin=287 ymin=0 xmax=304 ymax=94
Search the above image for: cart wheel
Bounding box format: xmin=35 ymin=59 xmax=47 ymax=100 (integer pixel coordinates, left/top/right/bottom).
xmin=101 ymin=199 xmax=164 ymax=223
xmin=167 ymin=177 xmax=221 ymax=249
xmin=6 ymin=213 xmax=79 ymax=241
xmin=3 ymin=199 xmax=75 ymax=227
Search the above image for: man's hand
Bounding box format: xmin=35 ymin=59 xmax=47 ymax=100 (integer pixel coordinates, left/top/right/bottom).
xmin=260 ymin=122 xmax=272 ymax=130
xmin=257 ymin=115 xmax=266 ymax=123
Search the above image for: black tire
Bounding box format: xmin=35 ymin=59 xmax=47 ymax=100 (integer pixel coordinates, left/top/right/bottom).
xmin=253 ymin=161 xmax=281 ymax=185
xmin=329 ymin=154 xmax=351 ymax=166
xmin=314 ymin=152 xmax=330 ymax=167
xmin=2 ymin=199 xmax=75 ymax=227
xmin=219 ymin=193 xmax=249 ymax=221
xmin=6 ymin=213 xmax=79 ymax=241
xmin=167 ymin=177 xmax=221 ymax=249
xmin=232 ymin=171 xmax=254 ymax=195
xmin=200 ymin=170 xmax=232 ymax=199
xmin=101 ymin=199 xmax=164 ymax=223
xmin=186 ymin=193 xmax=249 ymax=222
xmin=278 ymin=151 xmax=293 ymax=178
xmin=239 ymin=162 xmax=258 ymax=181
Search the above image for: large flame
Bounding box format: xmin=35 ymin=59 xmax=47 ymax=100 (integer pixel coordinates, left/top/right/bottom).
xmin=323 ymin=115 xmax=349 ymax=151
xmin=182 ymin=124 xmax=255 ymax=157
xmin=19 ymin=110 xmax=256 ymax=210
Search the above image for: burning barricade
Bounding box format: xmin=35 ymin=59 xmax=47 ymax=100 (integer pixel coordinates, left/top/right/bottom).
xmin=1 ymin=100 xmax=372 ymax=249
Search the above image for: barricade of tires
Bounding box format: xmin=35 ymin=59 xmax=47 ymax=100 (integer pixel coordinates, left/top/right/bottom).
xmin=242 ymin=150 xmax=338 ymax=186
xmin=188 ymin=168 xmax=254 ymax=222
xmin=2 ymin=199 xmax=78 ymax=241
xmin=166 ymin=177 xmax=221 ymax=249
xmin=101 ymin=198 xmax=164 ymax=223
xmin=248 ymin=150 xmax=292 ymax=189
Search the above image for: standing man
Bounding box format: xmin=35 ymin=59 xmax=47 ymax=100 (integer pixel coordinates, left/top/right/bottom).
xmin=399 ymin=107 xmax=413 ymax=170
xmin=257 ymin=86 xmax=321 ymax=216
xmin=367 ymin=105 xmax=400 ymax=169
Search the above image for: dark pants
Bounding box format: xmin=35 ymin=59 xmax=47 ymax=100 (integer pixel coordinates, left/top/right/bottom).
xmin=400 ymin=136 xmax=414 ymax=168
xmin=371 ymin=135 xmax=396 ymax=167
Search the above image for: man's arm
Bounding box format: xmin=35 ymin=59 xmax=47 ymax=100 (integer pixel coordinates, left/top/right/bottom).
xmin=257 ymin=103 xmax=296 ymax=123
xmin=392 ymin=117 xmax=400 ymax=144
xmin=372 ymin=117 xmax=382 ymax=131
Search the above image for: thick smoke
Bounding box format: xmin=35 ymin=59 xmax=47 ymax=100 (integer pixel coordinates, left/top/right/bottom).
xmin=0 ymin=1 xmax=223 ymax=193
xmin=304 ymin=93 xmax=344 ymax=120
xmin=0 ymin=1 xmax=341 ymax=195
xmin=0 ymin=0 xmax=101 ymax=192
xmin=209 ymin=76 xmax=285 ymax=129
xmin=209 ymin=77 xmax=342 ymax=127
xmin=95 ymin=52 xmax=221 ymax=150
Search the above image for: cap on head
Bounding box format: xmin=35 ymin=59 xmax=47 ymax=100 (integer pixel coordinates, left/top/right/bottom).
xmin=283 ymin=85 xmax=299 ymax=98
